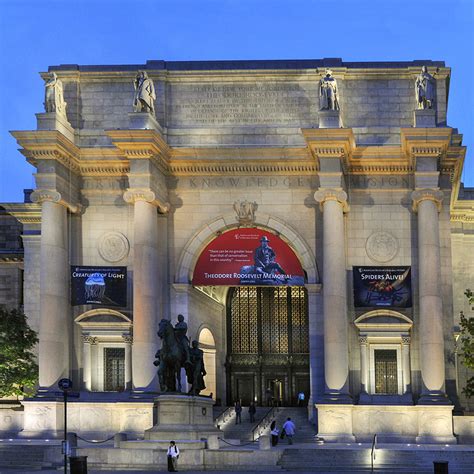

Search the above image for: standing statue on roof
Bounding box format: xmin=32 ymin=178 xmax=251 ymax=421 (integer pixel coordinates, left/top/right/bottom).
xmin=415 ymin=66 xmax=437 ymax=110
xmin=319 ymin=69 xmax=339 ymax=111
xmin=44 ymin=72 xmax=67 ymax=114
xmin=133 ymin=71 xmax=156 ymax=115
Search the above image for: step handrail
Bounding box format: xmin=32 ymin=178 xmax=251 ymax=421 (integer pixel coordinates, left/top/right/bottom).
xmin=371 ymin=433 xmax=377 ymax=473
xmin=214 ymin=406 xmax=235 ymax=428
xmin=251 ymin=406 xmax=279 ymax=441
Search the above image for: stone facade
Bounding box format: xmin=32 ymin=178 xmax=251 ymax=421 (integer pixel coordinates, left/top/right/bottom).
xmin=0 ymin=58 xmax=473 ymax=442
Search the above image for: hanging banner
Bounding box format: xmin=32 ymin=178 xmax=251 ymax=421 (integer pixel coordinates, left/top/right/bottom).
xmin=71 ymin=266 xmax=127 ymax=307
xmin=192 ymin=228 xmax=305 ymax=286
xmin=353 ymin=266 xmax=412 ymax=308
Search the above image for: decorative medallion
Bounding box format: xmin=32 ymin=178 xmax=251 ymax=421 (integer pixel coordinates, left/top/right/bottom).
xmin=98 ymin=232 xmax=130 ymax=263
xmin=365 ymin=231 xmax=399 ymax=263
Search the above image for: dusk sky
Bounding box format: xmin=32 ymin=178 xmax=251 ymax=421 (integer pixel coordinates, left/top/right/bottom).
xmin=1 ymin=0 xmax=473 ymax=202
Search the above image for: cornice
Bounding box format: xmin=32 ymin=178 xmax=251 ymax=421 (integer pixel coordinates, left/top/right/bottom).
xmin=0 ymin=204 xmax=42 ymax=225
xmin=11 ymin=130 xmax=81 ymax=174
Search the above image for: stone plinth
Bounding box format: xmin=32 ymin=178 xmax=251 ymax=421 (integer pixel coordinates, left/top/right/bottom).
xmin=36 ymin=112 xmax=75 ymax=142
xmin=128 ymin=112 xmax=162 ymax=131
xmin=316 ymin=404 xmax=456 ymax=444
xmin=18 ymin=400 xmax=154 ymax=438
xmin=414 ymin=109 xmax=436 ymax=127
xmin=144 ymin=394 xmax=221 ymax=440
xmin=318 ymin=110 xmax=341 ymax=128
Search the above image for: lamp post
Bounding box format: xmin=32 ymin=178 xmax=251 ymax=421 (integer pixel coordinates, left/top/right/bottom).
xmin=58 ymin=378 xmax=72 ymax=474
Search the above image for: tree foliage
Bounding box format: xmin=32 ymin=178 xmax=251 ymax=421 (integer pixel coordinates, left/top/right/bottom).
xmin=459 ymin=289 xmax=474 ymax=398
xmin=0 ymin=307 xmax=38 ymax=397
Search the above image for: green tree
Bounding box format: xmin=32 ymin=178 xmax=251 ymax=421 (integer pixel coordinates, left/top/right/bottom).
xmin=0 ymin=307 xmax=38 ymax=397
xmin=459 ymin=289 xmax=474 ymax=398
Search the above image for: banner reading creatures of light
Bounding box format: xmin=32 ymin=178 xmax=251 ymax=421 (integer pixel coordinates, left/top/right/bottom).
xmin=71 ymin=266 xmax=127 ymax=307
xmin=192 ymin=228 xmax=305 ymax=286
xmin=353 ymin=266 xmax=412 ymax=308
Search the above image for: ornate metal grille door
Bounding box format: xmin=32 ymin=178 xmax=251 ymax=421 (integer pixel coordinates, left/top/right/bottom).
xmin=104 ymin=347 xmax=125 ymax=391
xmin=227 ymin=286 xmax=309 ymax=405
xmin=374 ymin=349 xmax=398 ymax=394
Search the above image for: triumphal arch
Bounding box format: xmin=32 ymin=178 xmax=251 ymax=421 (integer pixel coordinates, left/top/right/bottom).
xmin=1 ymin=58 xmax=473 ymax=444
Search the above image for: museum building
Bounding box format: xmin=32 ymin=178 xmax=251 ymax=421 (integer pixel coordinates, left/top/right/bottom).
xmin=0 ymin=58 xmax=473 ymax=443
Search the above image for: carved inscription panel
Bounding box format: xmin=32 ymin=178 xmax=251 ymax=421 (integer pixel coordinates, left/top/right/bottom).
xmin=168 ymin=82 xmax=317 ymax=126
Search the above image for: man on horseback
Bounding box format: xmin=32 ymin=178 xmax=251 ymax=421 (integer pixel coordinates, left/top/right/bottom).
xmin=174 ymin=314 xmax=192 ymax=367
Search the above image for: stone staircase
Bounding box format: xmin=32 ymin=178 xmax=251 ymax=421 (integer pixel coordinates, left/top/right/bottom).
xmin=267 ymin=407 xmax=317 ymax=444
xmin=278 ymin=446 xmax=474 ymax=473
xmin=0 ymin=444 xmax=62 ymax=470
xmin=214 ymin=406 xmax=317 ymax=444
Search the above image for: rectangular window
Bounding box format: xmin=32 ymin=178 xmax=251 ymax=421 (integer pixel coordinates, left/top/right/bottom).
xmin=374 ymin=349 xmax=398 ymax=394
xmin=104 ymin=347 xmax=125 ymax=391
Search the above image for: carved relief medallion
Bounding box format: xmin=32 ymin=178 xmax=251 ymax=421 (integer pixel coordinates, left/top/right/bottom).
xmin=98 ymin=232 xmax=130 ymax=263
xmin=366 ymin=231 xmax=399 ymax=263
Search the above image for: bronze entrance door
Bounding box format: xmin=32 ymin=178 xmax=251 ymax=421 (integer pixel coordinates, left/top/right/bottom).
xmin=226 ymin=286 xmax=309 ymax=406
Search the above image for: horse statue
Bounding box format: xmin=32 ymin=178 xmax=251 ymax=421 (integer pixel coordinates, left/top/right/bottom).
xmin=156 ymin=319 xmax=188 ymax=392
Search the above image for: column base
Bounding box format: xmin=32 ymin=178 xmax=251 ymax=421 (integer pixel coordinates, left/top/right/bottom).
xmin=417 ymin=391 xmax=452 ymax=405
xmin=319 ymin=391 xmax=353 ymax=404
xmin=316 ymin=403 xmax=355 ymax=443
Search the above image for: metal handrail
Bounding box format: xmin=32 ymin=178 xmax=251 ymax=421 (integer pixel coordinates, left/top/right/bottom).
xmin=251 ymin=406 xmax=279 ymax=441
xmin=214 ymin=406 xmax=235 ymax=428
xmin=371 ymin=433 xmax=377 ymax=473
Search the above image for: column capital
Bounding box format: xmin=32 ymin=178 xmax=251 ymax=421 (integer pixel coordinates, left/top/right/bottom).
xmin=402 ymin=336 xmax=411 ymax=345
xmin=81 ymin=335 xmax=98 ymax=345
xmin=30 ymin=189 xmax=81 ymax=213
xmin=314 ymin=188 xmax=349 ymax=212
xmin=358 ymin=336 xmax=368 ymax=345
xmin=411 ymin=188 xmax=444 ymax=213
xmin=123 ymin=334 xmax=133 ymax=344
xmin=123 ymin=188 xmax=170 ymax=213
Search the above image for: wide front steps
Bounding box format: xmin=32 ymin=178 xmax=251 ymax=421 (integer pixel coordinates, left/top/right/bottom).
xmin=269 ymin=407 xmax=317 ymax=443
xmin=218 ymin=407 xmax=270 ymax=442
xmin=278 ymin=447 xmax=474 ymax=473
xmin=0 ymin=444 xmax=61 ymax=470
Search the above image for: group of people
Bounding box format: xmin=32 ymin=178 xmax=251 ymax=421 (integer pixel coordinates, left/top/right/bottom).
xmin=233 ymin=400 xmax=257 ymax=424
xmin=270 ymin=417 xmax=296 ymax=446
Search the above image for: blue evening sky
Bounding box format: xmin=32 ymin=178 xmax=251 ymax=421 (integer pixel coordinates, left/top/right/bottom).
xmin=0 ymin=0 xmax=473 ymax=202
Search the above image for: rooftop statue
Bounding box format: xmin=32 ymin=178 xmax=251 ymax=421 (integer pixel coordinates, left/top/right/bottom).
xmin=319 ymin=69 xmax=339 ymax=111
xmin=133 ymin=71 xmax=156 ymax=115
xmin=44 ymin=72 xmax=67 ymax=114
xmin=415 ymin=66 xmax=436 ymax=110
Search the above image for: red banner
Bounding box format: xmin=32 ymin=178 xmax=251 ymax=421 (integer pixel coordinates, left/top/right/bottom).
xmin=192 ymin=228 xmax=305 ymax=286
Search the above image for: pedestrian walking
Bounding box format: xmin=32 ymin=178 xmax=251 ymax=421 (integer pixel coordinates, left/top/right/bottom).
xmin=167 ymin=440 xmax=180 ymax=472
xmin=297 ymin=391 xmax=305 ymax=407
xmin=234 ymin=400 xmax=242 ymax=424
xmin=282 ymin=417 xmax=296 ymax=445
xmin=270 ymin=420 xmax=279 ymax=446
xmin=248 ymin=402 xmax=256 ymax=423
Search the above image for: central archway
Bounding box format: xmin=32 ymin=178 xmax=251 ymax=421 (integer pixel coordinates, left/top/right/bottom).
xmin=226 ymin=286 xmax=309 ymax=406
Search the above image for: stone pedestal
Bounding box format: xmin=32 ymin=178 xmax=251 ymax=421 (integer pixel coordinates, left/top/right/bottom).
xmin=128 ymin=112 xmax=162 ymax=131
xmin=316 ymin=404 xmax=456 ymax=444
xmin=414 ymin=109 xmax=436 ymax=127
xmin=36 ymin=112 xmax=75 ymax=142
xmin=319 ymin=110 xmax=341 ymax=128
xmin=144 ymin=395 xmax=221 ymax=440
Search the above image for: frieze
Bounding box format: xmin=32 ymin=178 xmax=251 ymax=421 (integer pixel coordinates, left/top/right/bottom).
xmin=349 ymin=176 xmax=412 ymax=189
xmin=178 ymin=176 xmax=318 ymax=190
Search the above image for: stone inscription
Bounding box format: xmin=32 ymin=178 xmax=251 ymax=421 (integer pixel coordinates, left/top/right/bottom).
xmin=180 ymin=176 xmax=318 ymax=190
xmin=169 ymin=83 xmax=315 ymax=126
xmin=350 ymin=176 xmax=412 ymax=189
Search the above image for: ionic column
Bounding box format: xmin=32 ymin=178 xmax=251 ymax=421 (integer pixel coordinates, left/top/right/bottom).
xmin=411 ymin=189 xmax=448 ymax=403
xmin=82 ymin=335 xmax=93 ymax=391
xmin=401 ymin=336 xmax=411 ymax=394
xmin=124 ymin=190 xmax=160 ymax=394
xmin=359 ymin=336 xmax=368 ymax=394
xmin=314 ymin=188 xmax=351 ymax=401
xmin=31 ymin=190 xmax=70 ymax=393
xmin=123 ymin=334 xmax=133 ymax=391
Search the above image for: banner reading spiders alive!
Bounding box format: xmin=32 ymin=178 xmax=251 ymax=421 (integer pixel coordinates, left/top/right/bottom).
xmin=192 ymin=228 xmax=305 ymax=286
